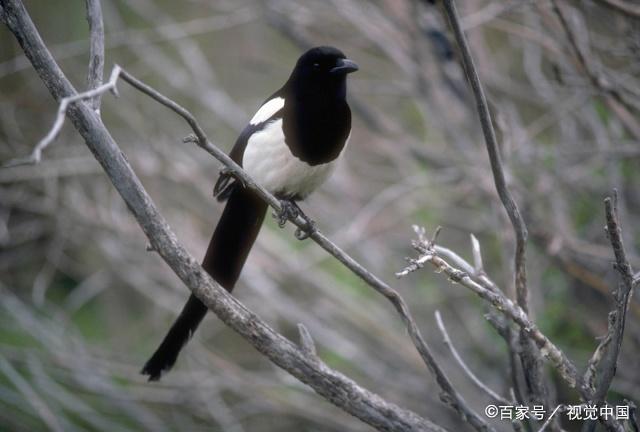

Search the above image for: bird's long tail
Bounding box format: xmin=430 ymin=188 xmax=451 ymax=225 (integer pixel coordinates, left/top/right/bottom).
xmin=141 ymin=187 xmax=267 ymax=381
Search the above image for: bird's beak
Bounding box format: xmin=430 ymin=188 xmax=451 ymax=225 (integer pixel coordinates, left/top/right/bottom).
xmin=330 ymin=58 xmax=359 ymax=75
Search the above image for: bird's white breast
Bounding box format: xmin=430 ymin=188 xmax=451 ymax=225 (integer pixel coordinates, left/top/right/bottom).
xmin=242 ymin=118 xmax=344 ymax=199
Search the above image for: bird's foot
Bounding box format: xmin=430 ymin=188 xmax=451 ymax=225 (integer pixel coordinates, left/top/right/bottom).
xmin=294 ymin=219 xmax=316 ymax=240
xmin=291 ymin=202 xmax=316 ymax=240
xmin=274 ymin=200 xmax=299 ymax=228
xmin=221 ymin=167 xmax=247 ymax=188
xmin=213 ymin=167 xmax=246 ymax=197
xmin=273 ymin=200 xmax=317 ymax=240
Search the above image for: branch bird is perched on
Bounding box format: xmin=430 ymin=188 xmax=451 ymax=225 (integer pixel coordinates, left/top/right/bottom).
xmin=142 ymin=46 xmax=358 ymax=380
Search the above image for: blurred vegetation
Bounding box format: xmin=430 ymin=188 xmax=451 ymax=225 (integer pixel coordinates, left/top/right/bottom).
xmin=1 ymin=0 xmax=639 ymax=431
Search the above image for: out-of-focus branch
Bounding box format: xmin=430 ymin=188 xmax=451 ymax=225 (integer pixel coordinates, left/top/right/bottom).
xmin=435 ymin=310 xmax=511 ymax=406
xmin=1 ymin=67 xmax=120 ymax=168
xmin=550 ymin=0 xmax=640 ymax=140
xmin=0 ymin=356 xmax=63 ymax=432
xmin=439 ymin=0 xmax=551 ymax=410
xmin=84 ymin=0 xmax=104 ymax=111
xmin=595 ymin=0 xmax=640 ymax=21
xmin=0 ymin=8 xmax=257 ymax=79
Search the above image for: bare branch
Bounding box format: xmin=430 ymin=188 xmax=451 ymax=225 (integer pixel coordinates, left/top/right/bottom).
xmin=399 ymin=228 xmax=580 ymax=389
xmin=401 ymin=226 xmax=628 ymax=431
xmin=435 ymin=310 xmax=511 ymax=406
xmin=584 ymin=191 xmax=635 ymax=402
xmin=85 ymin=0 xmax=104 ymax=111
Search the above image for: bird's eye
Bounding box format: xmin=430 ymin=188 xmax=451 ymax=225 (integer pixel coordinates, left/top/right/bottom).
xmin=313 ymin=63 xmax=320 ymax=68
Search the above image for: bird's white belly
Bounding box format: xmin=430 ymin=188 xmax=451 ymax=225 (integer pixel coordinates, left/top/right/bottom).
xmin=242 ymin=118 xmax=340 ymax=199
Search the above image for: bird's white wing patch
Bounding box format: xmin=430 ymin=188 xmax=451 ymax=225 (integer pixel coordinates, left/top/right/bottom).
xmin=249 ymin=97 xmax=285 ymax=125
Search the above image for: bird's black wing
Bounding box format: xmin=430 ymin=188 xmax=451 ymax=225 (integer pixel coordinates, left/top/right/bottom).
xmin=213 ymin=123 xmax=258 ymax=201
xmin=213 ymin=92 xmax=285 ymax=202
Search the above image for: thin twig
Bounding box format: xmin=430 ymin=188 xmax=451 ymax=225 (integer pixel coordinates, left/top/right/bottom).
xmin=85 ymin=0 xmax=104 ymax=111
xmin=297 ymin=323 xmax=317 ymax=356
xmin=536 ymin=405 xmax=566 ymax=432
xmin=398 ymin=228 xmax=580 ymax=389
xmin=435 ymin=310 xmax=511 ymax=406
xmin=470 ymin=234 xmax=484 ymax=276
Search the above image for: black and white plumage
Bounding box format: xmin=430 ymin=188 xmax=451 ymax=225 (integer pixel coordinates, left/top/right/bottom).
xmin=216 ymin=46 xmax=356 ymax=201
xmin=141 ymin=46 xmax=358 ymax=381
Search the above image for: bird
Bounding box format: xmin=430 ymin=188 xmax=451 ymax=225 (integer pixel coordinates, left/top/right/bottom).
xmin=141 ymin=46 xmax=358 ymax=381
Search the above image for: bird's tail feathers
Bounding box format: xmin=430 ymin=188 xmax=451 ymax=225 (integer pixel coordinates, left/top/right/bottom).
xmin=141 ymin=294 xmax=207 ymax=380
xmin=141 ymin=187 xmax=267 ymax=380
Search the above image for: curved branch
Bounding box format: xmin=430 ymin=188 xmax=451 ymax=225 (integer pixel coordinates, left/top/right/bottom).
xmin=435 ymin=311 xmax=511 ymax=406
xmin=440 ymin=0 xmax=529 ymax=316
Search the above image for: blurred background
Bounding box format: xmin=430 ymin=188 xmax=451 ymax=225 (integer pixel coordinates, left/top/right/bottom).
xmin=1 ymin=0 xmax=639 ymax=431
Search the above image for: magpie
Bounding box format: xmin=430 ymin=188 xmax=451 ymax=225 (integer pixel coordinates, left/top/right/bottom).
xmin=141 ymin=46 xmax=358 ymax=381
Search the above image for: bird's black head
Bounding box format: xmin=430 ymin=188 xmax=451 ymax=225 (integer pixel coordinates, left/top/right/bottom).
xmin=287 ymin=46 xmax=358 ymax=99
